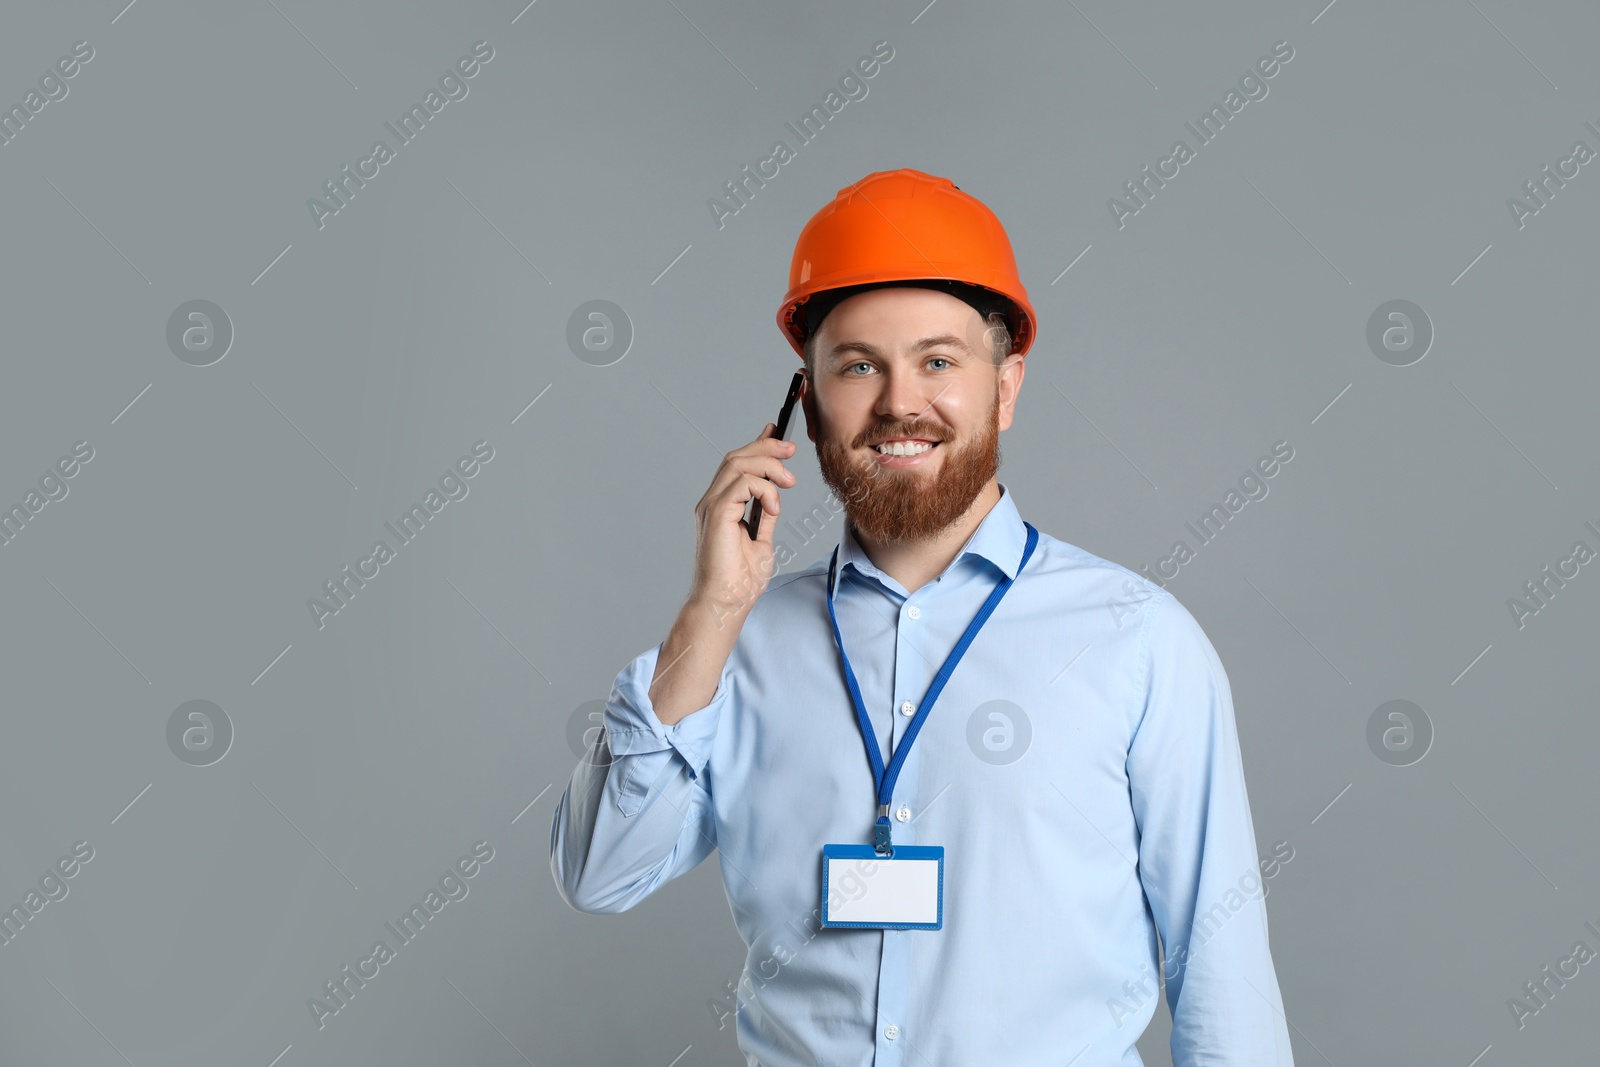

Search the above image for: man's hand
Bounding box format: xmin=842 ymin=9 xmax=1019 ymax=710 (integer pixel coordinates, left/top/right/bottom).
xmin=690 ymin=422 xmax=798 ymax=621
xmin=649 ymin=423 xmax=797 ymax=726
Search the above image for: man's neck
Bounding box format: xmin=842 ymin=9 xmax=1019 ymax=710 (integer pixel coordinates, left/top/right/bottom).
xmin=852 ymin=480 xmax=1003 ymax=595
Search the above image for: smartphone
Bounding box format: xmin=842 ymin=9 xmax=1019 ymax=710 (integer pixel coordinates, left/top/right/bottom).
xmin=746 ymin=370 xmax=805 ymax=540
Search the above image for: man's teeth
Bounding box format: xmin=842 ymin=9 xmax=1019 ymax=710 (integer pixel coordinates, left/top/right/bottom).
xmin=874 ymin=441 xmax=935 ymax=456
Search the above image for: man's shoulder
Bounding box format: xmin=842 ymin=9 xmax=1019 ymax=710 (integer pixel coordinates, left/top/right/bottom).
xmin=1031 ymin=527 xmax=1154 ymax=583
xmin=767 ymin=555 xmax=831 ymax=594
xmin=741 ymin=556 xmax=829 ymax=617
xmin=1028 ymin=526 xmax=1172 ymax=608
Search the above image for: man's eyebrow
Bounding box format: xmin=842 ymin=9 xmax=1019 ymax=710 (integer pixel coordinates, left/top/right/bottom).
xmin=823 ymin=334 xmax=973 ymax=365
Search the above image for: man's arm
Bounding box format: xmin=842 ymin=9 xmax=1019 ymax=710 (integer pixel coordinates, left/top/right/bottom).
xmin=551 ymin=421 xmax=793 ymax=914
xmin=1126 ymin=591 xmax=1295 ymax=1066
xmin=549 ymin=611 xmax=733 ymax=915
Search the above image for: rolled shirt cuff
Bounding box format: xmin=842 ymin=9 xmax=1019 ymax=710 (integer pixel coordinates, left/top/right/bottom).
xmin=603 ymin=641 xmax=729 ymax=780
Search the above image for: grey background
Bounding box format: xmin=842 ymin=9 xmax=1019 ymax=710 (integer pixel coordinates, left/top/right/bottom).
xmin=0 ymin=0 xmax=1595 ymax=1064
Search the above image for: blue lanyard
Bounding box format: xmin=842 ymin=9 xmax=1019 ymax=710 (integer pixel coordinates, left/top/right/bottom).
xmin=825 ymin=521 xmax=1039 ymax=854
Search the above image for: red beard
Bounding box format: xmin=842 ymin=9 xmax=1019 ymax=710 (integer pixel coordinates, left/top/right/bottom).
xmin=814 ymin=389 xmax=1001 ymax=545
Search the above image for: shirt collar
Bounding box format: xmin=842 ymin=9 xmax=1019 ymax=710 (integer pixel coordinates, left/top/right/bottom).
xmin=829 ymin=482 xmax=1027 ymax=599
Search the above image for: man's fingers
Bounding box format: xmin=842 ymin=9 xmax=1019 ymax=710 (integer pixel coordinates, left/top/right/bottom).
xmin=742 ymin=473 xmax=780 ymax=516
xmin=708 ymin=451 xmax=796 ymax=503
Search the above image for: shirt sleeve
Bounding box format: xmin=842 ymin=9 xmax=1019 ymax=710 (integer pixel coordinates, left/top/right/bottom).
xmin=1126 ymin=591 xmax=1296 ymax=1066
xmin=549 ymin=640 xmax=730 ymax=914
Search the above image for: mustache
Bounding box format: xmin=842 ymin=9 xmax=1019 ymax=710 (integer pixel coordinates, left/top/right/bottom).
xmin=858 ymin=424 xmax=948 ymax=446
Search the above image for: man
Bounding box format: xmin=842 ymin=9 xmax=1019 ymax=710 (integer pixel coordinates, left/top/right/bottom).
xmin=551 ymin=169 xmax=1294 ymax=1065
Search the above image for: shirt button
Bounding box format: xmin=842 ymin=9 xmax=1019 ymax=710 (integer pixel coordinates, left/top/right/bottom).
xmin=884 ymin=1024 xmax=899 ymax=1041
xmin=906 ymin=605 xmax=921 ymax=620
xmin=895 ymin=806 xmax=911 ymax=822
xmin=899 ymin=701 xmax=915 ymax=717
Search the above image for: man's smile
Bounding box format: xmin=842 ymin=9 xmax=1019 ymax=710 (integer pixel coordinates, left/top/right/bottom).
xmin=869 ymin=439 xmax=941 ymax=466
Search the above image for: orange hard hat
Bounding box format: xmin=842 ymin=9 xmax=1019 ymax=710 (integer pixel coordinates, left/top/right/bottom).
xmin=776 ymin=168 xmax=1037 ymax=359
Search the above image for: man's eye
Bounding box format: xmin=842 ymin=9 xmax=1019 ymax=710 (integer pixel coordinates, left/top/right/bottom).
xmin=927 ymin=357 xmax=951 ymax=370
xmin=846 ymin=362 xmax=873 ymax=375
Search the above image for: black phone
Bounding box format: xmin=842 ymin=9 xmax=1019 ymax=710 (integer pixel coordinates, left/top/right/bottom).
xmin=746 ymin=370 xmax=805 ymax=540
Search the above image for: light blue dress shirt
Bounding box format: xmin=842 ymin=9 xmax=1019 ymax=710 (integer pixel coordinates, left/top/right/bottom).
xmin=551 ymin=482 xmax=1294 ymax=1066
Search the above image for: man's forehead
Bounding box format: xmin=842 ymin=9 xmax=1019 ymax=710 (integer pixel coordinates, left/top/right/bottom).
xmin=817 ymin=289 xmax=988 ymax=358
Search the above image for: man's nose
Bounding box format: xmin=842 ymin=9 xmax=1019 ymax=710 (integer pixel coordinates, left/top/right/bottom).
xmin=875 ymin=365 xmax=932 ymax=421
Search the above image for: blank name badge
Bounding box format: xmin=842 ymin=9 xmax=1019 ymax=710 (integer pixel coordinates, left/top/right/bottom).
xmin=819 ymin=843 xmax=944 ymax=930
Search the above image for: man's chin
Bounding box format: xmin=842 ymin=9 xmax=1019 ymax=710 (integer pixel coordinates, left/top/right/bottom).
xmin=816 ymin=432 xmax=993 ymax=544
xmin=839 ymin=475 xmax=961 ymax=544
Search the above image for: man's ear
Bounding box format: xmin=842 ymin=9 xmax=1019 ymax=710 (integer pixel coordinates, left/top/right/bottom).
xmin=799 ymin=369 xmax=818 ymax=443
xmin=996 ymin=354 xmax=1026 ymax=433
